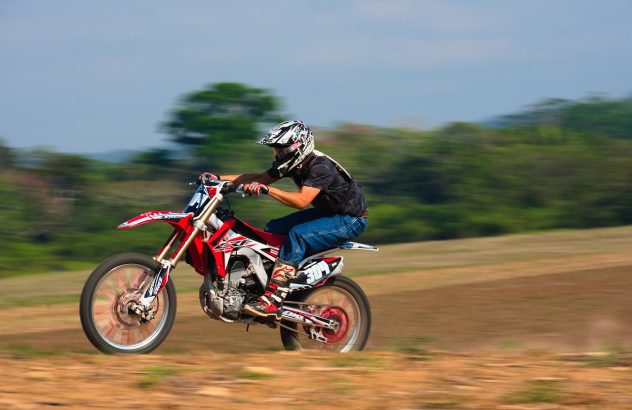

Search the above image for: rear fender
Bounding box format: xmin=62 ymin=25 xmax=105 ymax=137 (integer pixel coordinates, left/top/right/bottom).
xmin=289 ymin=242 xmax=377 ymax=291
xmin=302 ymin=241 xmax=379 ymax=262
xmin=117 ymin=211 xmax=193 ymax=230
xmin=338 ymin=242 xmax=379 ymax=252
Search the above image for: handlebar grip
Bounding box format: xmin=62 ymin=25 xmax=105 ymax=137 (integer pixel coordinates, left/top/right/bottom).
xmin=237 ymin=183 xmax=269 ymax=195
xmin=225 ymin=183 xmax=268 ymax=196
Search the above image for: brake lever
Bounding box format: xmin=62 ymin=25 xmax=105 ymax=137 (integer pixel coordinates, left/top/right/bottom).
xmin=235 ymin=184 xmax=247 ymax=198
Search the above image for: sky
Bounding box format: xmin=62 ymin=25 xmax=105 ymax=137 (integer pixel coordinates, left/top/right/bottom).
xmin=1 ymin=0 xmax=631 ymax=154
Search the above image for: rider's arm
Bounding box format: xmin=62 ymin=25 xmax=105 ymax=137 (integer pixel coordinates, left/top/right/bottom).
xmin=267 ymin=185 xmax=320 ymax=209
xmin=219 ymin=173 xmax=278 ymax=186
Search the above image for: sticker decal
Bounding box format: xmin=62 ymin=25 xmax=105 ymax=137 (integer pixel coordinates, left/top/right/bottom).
xmin=303 ymin=261 xmax=331 ymax=284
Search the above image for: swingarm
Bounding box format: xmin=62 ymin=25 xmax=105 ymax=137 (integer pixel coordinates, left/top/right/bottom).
xmin=280 ymin=302 xmax=340 ymax=331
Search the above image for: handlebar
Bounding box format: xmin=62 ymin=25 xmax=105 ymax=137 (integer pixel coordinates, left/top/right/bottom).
xmin=231 ymin=182 xmax=270 ymax=196
xmin=196 ymin=180 xmax=269 ymax=196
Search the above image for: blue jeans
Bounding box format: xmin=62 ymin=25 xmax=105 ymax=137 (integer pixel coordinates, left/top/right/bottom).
xmin=264 ymin=208 xmax=368 ymax=266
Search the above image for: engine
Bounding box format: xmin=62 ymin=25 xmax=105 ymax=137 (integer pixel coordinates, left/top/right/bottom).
xmin=222 ymin=259 xmax=257 ymax=318
xmin=199 ymin=254 xmax=271 ymax=321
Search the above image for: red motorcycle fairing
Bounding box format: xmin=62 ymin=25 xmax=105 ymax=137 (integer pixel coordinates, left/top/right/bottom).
xmin=234 ymin=219 xmax=286 ymax=249
xmin=207 ymin=217 xmax=286 ymax=279
xmin=117 ymin=211 xmax=194 ymax=230
xmin=117 ymin=211 xmax=211 ymax=276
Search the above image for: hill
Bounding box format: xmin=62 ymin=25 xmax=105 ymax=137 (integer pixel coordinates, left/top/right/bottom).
xmin=0 ymin=226 xmax=631 ymax=408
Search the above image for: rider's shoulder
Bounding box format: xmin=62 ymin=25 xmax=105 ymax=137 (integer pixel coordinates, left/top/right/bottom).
xmin=309 ymin=152 xmax=337 ymax=168
xmin=305 ymin=156 xmax=337 ymax=178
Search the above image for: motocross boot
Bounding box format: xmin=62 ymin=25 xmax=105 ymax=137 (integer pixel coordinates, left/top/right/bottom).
xmin=243 ymin=259 xmax=297 ymax=321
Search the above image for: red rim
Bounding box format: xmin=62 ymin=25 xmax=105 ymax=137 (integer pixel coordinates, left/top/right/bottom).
xmin=319 ymin=307 xmax=349 ymax=344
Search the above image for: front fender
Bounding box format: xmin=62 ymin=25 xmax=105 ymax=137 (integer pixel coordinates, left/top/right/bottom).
xmin=117 ymin=211 xmax=193 ymax=230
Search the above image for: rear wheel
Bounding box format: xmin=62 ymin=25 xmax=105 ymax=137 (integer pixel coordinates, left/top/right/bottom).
xmin=79 ymin=253 xmax=176 ymax=354
xmin=280 ymin=275 xmax=371 ymax=352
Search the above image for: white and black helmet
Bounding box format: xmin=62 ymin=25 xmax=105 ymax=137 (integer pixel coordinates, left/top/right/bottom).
xmin=258 ymin=120 xmax=315 ymax=178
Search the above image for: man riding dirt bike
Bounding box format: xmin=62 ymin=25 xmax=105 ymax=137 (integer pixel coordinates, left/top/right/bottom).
xmin=79 ymin=120 xmax=375 ymax=354
xmin=202 ymin=120 xmax=369 ymax=320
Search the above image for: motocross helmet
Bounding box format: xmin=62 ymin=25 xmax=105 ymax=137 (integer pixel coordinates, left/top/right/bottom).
xmin=258 ymin=120 xmax=314 ymax=178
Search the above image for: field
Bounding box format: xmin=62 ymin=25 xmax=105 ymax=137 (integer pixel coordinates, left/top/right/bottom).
xmin=1 ymin=226 xmax=631 ymax=409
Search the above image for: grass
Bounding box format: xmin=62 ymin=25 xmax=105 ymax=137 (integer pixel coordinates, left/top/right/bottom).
xmin=500 ymin=339 xmax=524 ymax=350
xmin=585 ymin=345 xmax=632 ymax=368
xmin=391 ymin=336 xmax=436 ymax=360
xmin=342 ymin=225 xmax=632 ymax=276
xmin=3 ymin=343 xmax=64 ymax=358
xmin=1 ymin=343 xmax=102 ymax=357
xmin=137 ymin=366 xmax=180 ymax=388
xmin=0 ymin=261 xmax=96 ymax=280
xmin=0 ymin=264 xmax=202 ymax=308
xmin=156 ymin=346 xmax=188 ymax=355
xmin=328 ymin=353 xmax=385 ymax=371
xmin=330 ymin=377 xmax=358 ymax=393
xmin=233 ymin=368 xmax=274 ymax=380
xmin=414 ymin=391 xmax=466 ymax=409
xmin=503 ymin=380 xmax=565 ymax=404
xmin=1 ymin=225 xmax=632 ymax=309
xmin=0 ymin=294 xmax=80 ymax=309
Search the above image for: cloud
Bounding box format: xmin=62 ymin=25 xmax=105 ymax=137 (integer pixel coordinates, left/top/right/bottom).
xmin=282 ymin=1 xmax=516 ymax=70
xmin=1 ymin=0 xmax=631 ymax=151
xmin=299 ymin=35 xmax=513 ymax=70
xmin=352 ymin=0 xmax=509 ymax=34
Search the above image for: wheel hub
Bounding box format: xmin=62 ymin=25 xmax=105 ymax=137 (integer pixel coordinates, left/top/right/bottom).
xmin=305 ymin=306 xmax=349 ymax=344
xmin=114 ymin=291 xmax=144 ymax=327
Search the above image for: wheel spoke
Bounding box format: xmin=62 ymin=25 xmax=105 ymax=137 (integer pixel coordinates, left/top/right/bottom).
xmin=131 ymin=271 xmax=148 ymax=290
xmin=115 ymin=271 xmax=127 ymax=292
xmin=139 ymin=323 xmax=152 ymax=339
xmin=93 ymin=303 xmax=113 ymax=321
xmin=96 ymin=285 xmax=117 ymax=302
xmin=124 ymin=328 xmax=133 ymax=345
xmin=102 ymin=318 xmax=119 ymax=340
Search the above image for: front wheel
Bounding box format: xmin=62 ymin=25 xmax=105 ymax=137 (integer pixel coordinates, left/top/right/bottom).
xmin=280 ymin=275 xmax=371 ymax=352
xmin=79 ymin=253 xmax=177 ymax=354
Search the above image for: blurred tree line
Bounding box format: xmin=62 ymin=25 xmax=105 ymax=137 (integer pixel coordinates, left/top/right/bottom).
xmin=0 ymin=83 xmax=631 ymax=276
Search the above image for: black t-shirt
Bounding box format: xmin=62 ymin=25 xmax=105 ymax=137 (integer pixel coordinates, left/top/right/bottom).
xmin=268 ymin=155 xmax=367 ymax=216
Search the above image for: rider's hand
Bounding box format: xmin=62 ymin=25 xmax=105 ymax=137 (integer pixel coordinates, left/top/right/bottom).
xmin=198 ymin=172 xmax=220 ymax=184
xmin=243 ymin=182 xmax=268 ymax=196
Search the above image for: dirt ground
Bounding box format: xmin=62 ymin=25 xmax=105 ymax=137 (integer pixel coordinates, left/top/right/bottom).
xmin=2 ymin=350 xmax=632 ymax=409
xmin=1 ymin=227 xmax=631 ymax=408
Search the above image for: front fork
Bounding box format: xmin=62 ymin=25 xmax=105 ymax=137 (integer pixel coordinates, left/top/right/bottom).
xmin=129 ymin=261 xmax=172 ymax=322
xmin=131 ymin=197 xmax=222 ymax=320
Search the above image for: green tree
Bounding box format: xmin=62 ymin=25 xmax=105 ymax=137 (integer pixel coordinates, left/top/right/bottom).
xmin=162 ymin=82 xmax=283 ymax=171
xmin=0 ymin=137 xmax=15 ymax=170
xmin=498 ymin=95 xmax=632 ymax=140
xmin=35 ymin=151 xmax=94 ymax=189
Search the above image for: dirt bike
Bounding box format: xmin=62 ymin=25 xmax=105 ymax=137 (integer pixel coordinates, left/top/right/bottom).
xmin=79 ymin=179 xmax=377 ymax=354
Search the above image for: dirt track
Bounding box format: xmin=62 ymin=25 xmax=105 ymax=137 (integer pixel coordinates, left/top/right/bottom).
xmin=1 ymin=350 xmax=632 ymax=409
xmin=2 ymin=265 xmax=630 ymax=354
xmin=1 ymin=227 xmax=631 ymax=408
